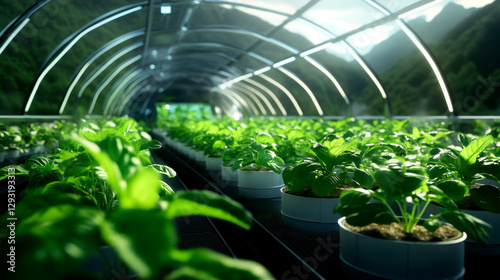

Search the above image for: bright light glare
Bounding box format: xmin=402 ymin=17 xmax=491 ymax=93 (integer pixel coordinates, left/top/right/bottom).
xmin=161 ymin=5 xmax=172 ymax=14
xmin=0 ymin=18 xmax=30 ymax=55
xmin=165 ymin=104 xmax=170 ymax=110
xmin=300 ymin=42 xmax=333 ymax=57
xmin=273 ymin=57 xmax=296 ymax=68
xmin=396 ymin=20 xmax=453 ymax=113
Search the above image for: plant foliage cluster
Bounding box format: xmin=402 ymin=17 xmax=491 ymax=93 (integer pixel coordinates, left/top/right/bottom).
xmin=157 ymin=106 xmax=500 ymax=243
xmin=1 ymin=116 xmax=274 ymax=280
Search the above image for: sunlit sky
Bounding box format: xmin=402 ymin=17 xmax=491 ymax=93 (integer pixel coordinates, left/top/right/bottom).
xmin=224 ymin=0 xmax=495 ymax=60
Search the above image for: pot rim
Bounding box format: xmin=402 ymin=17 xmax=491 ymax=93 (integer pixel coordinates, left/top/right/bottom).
xmin=280 ymin=187 xmax=339 ymax=200
xmin=338 ymin=216 xmax=467 ymax=245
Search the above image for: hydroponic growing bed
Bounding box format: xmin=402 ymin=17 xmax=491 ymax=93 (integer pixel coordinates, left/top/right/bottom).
xmin=2 ymin=1 xmax=500 ymax=279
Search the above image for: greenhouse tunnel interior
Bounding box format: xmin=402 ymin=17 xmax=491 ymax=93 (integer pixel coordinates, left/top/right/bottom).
xmin=1 ymin=0 xmax=500 ymax=279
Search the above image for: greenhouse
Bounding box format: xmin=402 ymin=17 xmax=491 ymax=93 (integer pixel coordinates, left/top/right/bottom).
xmin=1 ymin=0 xmax=499 ymax=279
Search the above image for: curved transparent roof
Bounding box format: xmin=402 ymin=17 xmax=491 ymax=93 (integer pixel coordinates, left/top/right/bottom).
xmin=0 ymin=0 xmax=499 ymax=119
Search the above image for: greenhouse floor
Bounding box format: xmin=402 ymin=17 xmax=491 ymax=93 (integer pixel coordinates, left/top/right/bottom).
xmin=151 ymin=134 xmax=500 ymax=280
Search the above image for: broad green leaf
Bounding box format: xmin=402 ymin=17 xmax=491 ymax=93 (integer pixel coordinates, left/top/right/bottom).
xmin=0 ymin=165 xmax=28 ymax=180
xmin=282 ymin=161 xmax=321 ymax=192
xmin=138 ymin=150 xmax=153 ymax=166
xmin=353 ymin=168 xmax=374 ymax=189
xmin=475 ymin=159 xmax=500 ymax=182
xmin=311 ymin=173 xmax=339 ymax=197
xmin=141 ymin=140 xmax=162 ymax=151
xmin=159 ymin=181 xmax=175 ymax=199
xmin=335 ymin=188 xmax=372 ymax=216
xmin=458 ymin=133 xmax=470 ymax=147
xmin=42 ymin=180 xmax=77 ymax=194
xmin=166 ymin=266 xmax=219 ymax=280
xmin=257 ymin=150 xmax=274 ymax=167
xmin=255 ymin=131 xmax=274 ymax=144
xmin=428 ymin=186 xmax=459 ymax=210
xmin=312 ymin=143 xmax=331 ymax=168
xmin=427 ymin=164 xmax=449 ymax=180
xmin=470 ymin=184 xmax=500 ymax=213
xmin=440 ymin=209 xmax=491 ymax=244
xmin=412 ymin=127 xmax=420 ymax=139
xmin=344 ymin=203 xmax=392 ymax=227
xmin=16 ymin=204 xmax=104 ymax=279
xmin=332 ymin=152 xmax=361 ymax=167
xmin=435 ymin=179 xmax=468 ymax=202
xmin=374 ymin=170 xmax=426 ymax=199
xmin=459 ymin=135 xmax=493 ymax=165
xmin=168 ymin=248 xmax=275 ymax=280
xmin=79 ymin=127 xmax=100 ymax=141
xmin=423 ymin=216 xmax=442 ymax=232
xmin=149 ymin=164 xmax=177 ymax=178
xmin=120 ymin=168 xmax=160 ymax=210
xmin=100 ymin=209 xmax=177 ymax=278
xmin=268 ymin=162 xmax=283 ymax=174
xmin=166 ymin=190 xmax=253 ymax=230
xmin=73 ymin=133 xmax=125 ymax=195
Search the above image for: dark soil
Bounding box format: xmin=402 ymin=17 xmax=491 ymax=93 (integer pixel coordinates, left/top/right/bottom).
xmin=455 ymin=184 xmax=485 ymax=211
xmin=345 ymin=221 xmax=463 ymax=242
xmin=242 ymin=166 xmax=272 ymax=172
xmin=282 ymin=185 xmax=348 ymax=198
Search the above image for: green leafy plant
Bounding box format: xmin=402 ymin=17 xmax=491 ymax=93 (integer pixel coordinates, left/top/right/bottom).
xmin=2 ymin=119 xmax=275 ymax=280
xmin=231 ymin=132 xmax=285 ymax=174
xmin=429 ymin=134 xmax=500 ymax=213
xmin=335 ymin=159 xmax=491 ymax=244
xmin=282 ymin=137 xmax=364 ymax=197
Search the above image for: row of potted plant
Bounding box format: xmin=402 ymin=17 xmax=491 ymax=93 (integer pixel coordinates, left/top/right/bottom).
xmin=156 ymin=110 xmax=499 ymax=279
xmin=1 ymin=117 xmax=275 ymax=280
xmin=0 ymin=122 xmax=64 ymax=164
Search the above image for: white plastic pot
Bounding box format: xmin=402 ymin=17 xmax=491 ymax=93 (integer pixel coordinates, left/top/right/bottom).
xmin=205 ymin=156 xmax=222 ymax=173
xmin=187 ymin=146 xmax=197 ymax=161
xmin=5 ymin=149 xmax=20 ymax=160
xmin=425 ymin=203 xmax=500 ymax=250
xmin=338 ymin=217 xmax=466 ymax=280
xmin=237 ymin=169 xmax=284 ymax=198
xmin=221 ymin=165 xmax=238 ymax=186
xmin=281 ymin=188 xmax=340 ymax=231
xmin=195 ymin=150 xmax=205 ymax=166
xmin=33 ymin=145 xmax=44 ymax=154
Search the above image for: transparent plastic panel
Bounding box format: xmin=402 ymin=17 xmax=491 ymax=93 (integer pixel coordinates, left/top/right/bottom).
xmin=28 ymin=8 xmax=147 ymax=115
xmin=0 ymin=0 xmax=142 ymax=115
xmin=346 ymin=21 xmax=447 ymax=116
xmin=251 ymin=75 xmax=302 ymax=116
xmin=234 ymin=54 xmax=269 ymax=73
xmin=87 ymin=55 xmax=142 ymax=116
xmin=252 ymin=41 xmax=296 ymax=63
xmin=188 ymin=3 xmax=287 ymax=35
xmin=61 ymin=36 xmax=145 ymax=115
xmin=404 ymin=0 xmax=499 ymax=116
xmin=0 ymin=1 xmax=39 ymax=32
xmin=375 ymin=0 xmax=422 ymax=13
xmin=260 ymin=67 xmax=319 ymax=116
xmin=308 ymin=43 xmax=383 ymax=117
xmin=283 ymin=58 xmax=347 ymax=116
xmin=180 ymin=30 xmax=259 ymax=50
xmin=171 ymin=44 xmax=241 ymax=59
xmin=303 ymin=0 xmax=385 ymax=36
xmin=273 ymin=18 xmax=333 ymax=50
xmin=222 ymin=0 xmax=310 ymax=15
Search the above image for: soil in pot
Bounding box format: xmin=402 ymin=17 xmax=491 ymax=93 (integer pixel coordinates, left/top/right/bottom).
xmin=282 ymin=185 xmax=347 ymax=198
xmin=456 ymin=183 xmax=494 ymax=211
xmin=345 ymin=221 xmax=462 ymax=242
